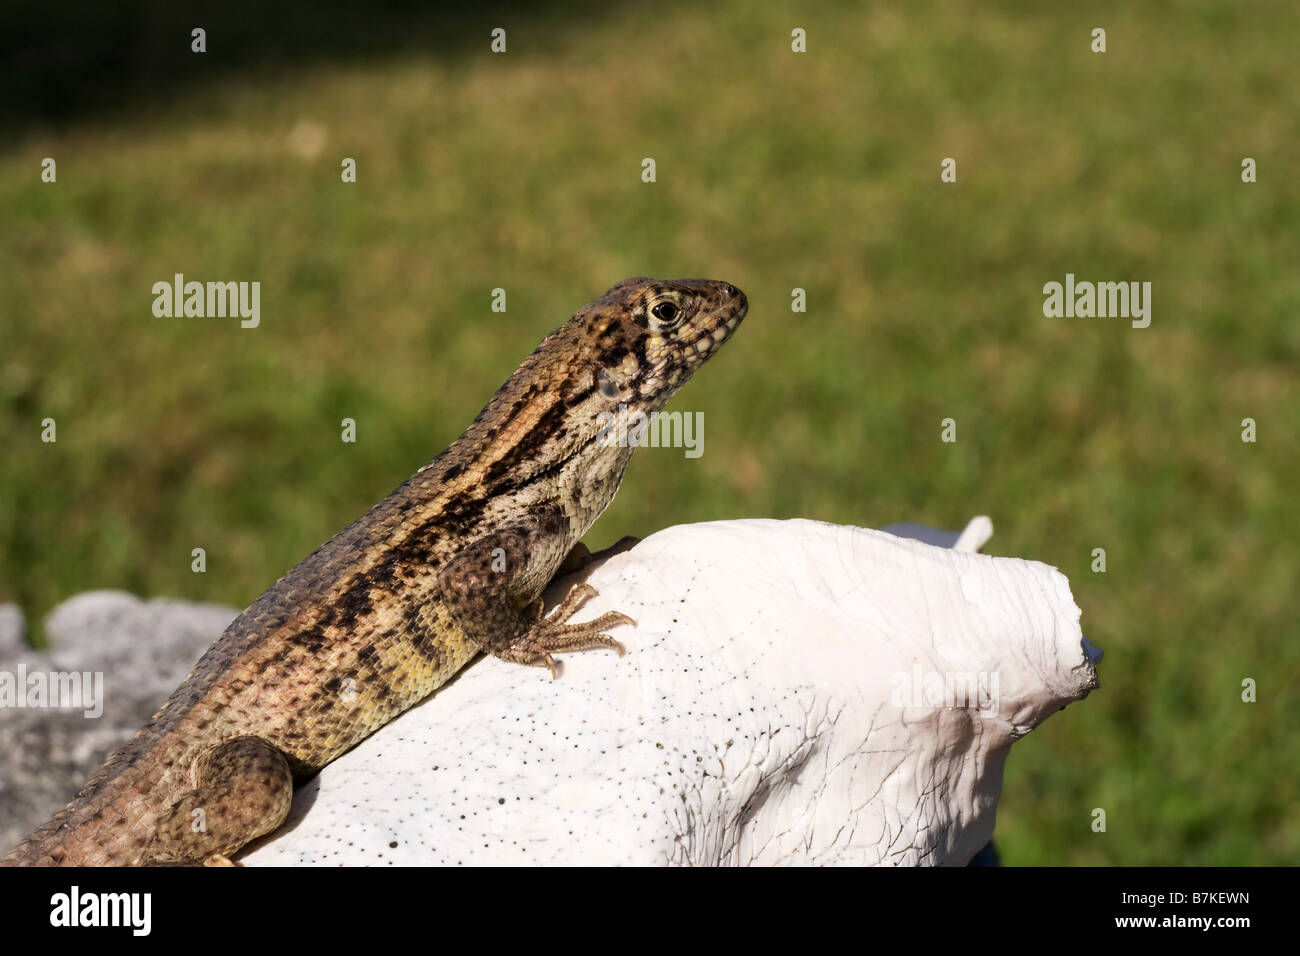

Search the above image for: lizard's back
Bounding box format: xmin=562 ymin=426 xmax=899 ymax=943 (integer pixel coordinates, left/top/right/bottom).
xmin=6 ymin=450 xmax=487 ymax=865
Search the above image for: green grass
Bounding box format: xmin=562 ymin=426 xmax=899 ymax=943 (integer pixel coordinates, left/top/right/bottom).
xmin=2 ymin=0 xmax=1296 ymax=864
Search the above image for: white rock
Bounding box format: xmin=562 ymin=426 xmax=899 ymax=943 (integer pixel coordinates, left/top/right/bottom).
xmin=243 ymin=517 xmax=1097 ymax=867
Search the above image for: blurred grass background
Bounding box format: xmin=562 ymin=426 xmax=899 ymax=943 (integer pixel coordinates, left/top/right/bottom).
xmin=1 ymin=0 xmax=1296 ymax=864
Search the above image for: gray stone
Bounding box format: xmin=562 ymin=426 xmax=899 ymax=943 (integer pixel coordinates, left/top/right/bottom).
xmin=0 ymin=592 xmax=236 ymax=855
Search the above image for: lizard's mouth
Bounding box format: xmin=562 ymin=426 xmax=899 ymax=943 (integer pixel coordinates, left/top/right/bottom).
xmin=687 ymin=281 xmax=747 ymax=350
xmin=683 ymin=298 xmax=746 ymax=360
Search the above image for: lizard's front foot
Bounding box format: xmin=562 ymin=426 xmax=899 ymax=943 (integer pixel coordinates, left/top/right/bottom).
xmin=509 ymin=583 xmax=634 ymax=678
xmin=438 ymin=528 xmax=637 ymax=679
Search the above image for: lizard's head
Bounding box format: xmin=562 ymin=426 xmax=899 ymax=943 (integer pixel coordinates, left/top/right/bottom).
xmin=575 ymin=276 xmax=747 ymax=412
xmin=458 ymin=277 xmax=746 ymax=486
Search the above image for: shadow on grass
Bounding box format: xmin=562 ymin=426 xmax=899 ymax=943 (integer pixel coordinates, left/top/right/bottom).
xmin=3 ymin=0 xmax=624 ymax=144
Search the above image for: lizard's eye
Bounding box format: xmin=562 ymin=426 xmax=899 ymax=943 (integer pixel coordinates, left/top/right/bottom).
xmin=651 ymin=301 xmax=680 ymax=324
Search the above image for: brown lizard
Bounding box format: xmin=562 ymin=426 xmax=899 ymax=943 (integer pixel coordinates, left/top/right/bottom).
xmin=2 ymin=276 xmax=746 ymax=866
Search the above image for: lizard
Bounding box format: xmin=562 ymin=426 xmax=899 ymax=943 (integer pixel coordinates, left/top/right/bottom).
xmin=2 ymin=276 xmax=747 ymax=866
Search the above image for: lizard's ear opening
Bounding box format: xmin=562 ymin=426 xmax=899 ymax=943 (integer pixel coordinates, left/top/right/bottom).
xmin=596 ymin=369 xmax=622 ymax=399
xmin=595 ymin=367 xmax=635 ymax=403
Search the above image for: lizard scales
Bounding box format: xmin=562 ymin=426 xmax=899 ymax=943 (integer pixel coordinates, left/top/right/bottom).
xmin=4 ymin=276 xmax=746 ymax=865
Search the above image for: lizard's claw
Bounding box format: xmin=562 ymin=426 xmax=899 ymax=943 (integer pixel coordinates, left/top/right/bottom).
xmin=496 ymin=583 xmax=634 ymax=674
